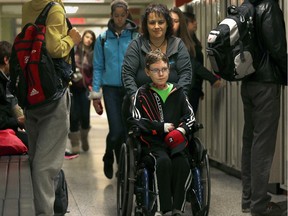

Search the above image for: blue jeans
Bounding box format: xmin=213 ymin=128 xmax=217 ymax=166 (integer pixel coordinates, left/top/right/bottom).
xmin=103 ymin=86 xmax=126 ymax=163
xmin=70 ymin=88 xmax=91 ymax=132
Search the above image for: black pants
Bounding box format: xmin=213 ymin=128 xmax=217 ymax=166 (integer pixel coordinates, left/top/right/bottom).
xmin=149 ymin=148 xmax=192 ymax=213
xmin=241 ymin=82 xmax=280 ymax=213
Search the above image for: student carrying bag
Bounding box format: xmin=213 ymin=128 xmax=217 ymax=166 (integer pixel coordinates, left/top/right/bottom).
xmin=206 ymin=0 xmax=260 ymax=81
xmin=9 ymin=2 xmax=74 ymax=109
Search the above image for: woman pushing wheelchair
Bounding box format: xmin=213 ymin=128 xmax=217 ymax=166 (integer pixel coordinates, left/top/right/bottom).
xmin=128 ymin=50 xmax=195 ymax=216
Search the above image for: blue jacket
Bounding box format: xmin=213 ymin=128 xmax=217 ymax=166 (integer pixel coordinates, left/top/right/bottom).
xmin=92 ymin=19 xmax=138 ymax=93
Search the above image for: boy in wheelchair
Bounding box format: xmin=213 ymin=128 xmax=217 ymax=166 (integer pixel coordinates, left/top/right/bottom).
xmin=128 ymin=50 xmax=195 ymax=216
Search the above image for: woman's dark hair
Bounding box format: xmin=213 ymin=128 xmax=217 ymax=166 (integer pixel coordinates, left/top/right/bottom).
xmin=79 ymin=30 xmax=96 ymax=51
xmin=145 ymin=49 xmax=169 ymax=70
xmin=183 ymin=12 xmax=202 ymax=50
xmin=76 ymin=30 xmax=96 ymax=63
xmin=183 ymin=12 xmax=196 ymax=23
xmin=0 ymin=41 xmax=12 ymax=65
xmin=170 ymin=7 xmax=195 ymax=58
xmin=141 ymin=4 xmax=173 ymax=39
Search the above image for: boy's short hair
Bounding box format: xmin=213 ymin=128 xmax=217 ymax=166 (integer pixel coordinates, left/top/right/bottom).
xmin=0 ymin=41 xmax=12 ymax=65
xmin=145 ymin=50 xmax=169 ymax=70
xmin=110 ymin=0 xmax=128 ymax=13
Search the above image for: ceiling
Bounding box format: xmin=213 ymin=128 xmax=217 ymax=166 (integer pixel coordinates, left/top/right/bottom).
xmin=0 ymin=0 xmax=177 ymax=26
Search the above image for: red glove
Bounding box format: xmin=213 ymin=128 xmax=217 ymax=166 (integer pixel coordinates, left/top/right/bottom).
xmin=93 ymin=99 xmax=103 ymax=115
xmin=164 ymin=129 xmax=187 ymax=156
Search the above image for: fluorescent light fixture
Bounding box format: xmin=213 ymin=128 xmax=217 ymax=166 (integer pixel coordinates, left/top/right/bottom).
xmin=65 ymin=6 xmax=79 ymax=14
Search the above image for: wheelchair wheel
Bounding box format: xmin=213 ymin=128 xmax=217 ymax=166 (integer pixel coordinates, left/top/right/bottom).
xmin=191 ymin=139 xmax=211 ymax=216
xmin=126 ymin=137 xmax=136 ymax=216
xmin=117 ymin=141 xmax=135 ymax=216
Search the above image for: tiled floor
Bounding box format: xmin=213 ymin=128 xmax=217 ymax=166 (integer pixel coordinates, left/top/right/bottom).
xmin=62 ymin=112 xmax=287 ymax=216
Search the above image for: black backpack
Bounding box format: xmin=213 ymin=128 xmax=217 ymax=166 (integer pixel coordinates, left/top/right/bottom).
xmin=54 ymin=169 xmax=68 ymax=216
xmin=9 ymin=2 xmax=73 ymax=109
xmin=206 ymin=0 xmax=259 ymax=81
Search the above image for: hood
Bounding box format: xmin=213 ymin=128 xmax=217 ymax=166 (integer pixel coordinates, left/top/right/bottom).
xmin=30 ymin=0 xmax=65 ymax=11
xmin=107 ymin=18 xmax=138 ymax=33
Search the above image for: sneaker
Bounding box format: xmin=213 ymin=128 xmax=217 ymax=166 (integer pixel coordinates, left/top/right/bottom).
xmin=251 ymin=202 xmax=283 ymax=216
xmin=103 ymin=153 xmax=114 ymax=179
xmin=64 ymin=151 xmax=79 ymax=160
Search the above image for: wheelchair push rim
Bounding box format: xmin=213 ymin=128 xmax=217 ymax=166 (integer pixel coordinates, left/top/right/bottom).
xmin=190 ymin=139 xmax=211 ymax=216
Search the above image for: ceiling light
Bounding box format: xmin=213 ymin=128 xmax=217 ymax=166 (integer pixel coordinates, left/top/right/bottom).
xmin=65 ymin=6 xmax=79 ymax=14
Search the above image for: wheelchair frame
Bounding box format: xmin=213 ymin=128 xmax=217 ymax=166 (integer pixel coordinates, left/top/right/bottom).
xmin=117 ymin=124 xmax=211 ymax=216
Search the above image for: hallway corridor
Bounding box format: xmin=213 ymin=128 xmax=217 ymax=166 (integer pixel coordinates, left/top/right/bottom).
xmin=62 ymin=112 xmax=287 ymax=216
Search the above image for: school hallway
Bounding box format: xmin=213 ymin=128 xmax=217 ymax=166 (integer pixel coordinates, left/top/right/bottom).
xmin=62 ymin=111 xmax=287 ymax=216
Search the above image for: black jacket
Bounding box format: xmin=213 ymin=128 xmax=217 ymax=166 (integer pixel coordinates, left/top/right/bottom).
xmin=0 ymin=71 xmax=18 ymax=130
xmin=129 ymin=83 xmax=195 ymax=148
xmin=191 ymin=34 xmax=219 ymax=90
xmin=247 ymin=0 xmax=287 ymax=85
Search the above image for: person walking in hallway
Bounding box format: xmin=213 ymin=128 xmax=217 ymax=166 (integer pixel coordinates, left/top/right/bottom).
xmin=19 ymin=0 xmax=81 ymax=215
xmin=121 ymin=3 xmax=192 ymax=128
xmin=89 ymin=0 xmax=139 ymax=179
xmin=240 ymin=0 xmax=287 ymax=216
xmin=69 ymin=30 xmax=96 ymax=154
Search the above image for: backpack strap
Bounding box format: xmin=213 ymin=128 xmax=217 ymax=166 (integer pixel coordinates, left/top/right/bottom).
xmin=33 ymin=2 xmax=76 ymax=74
xmin=35 ymin=2 xmax=56 ymax=25
xmin=100 ymin=31 xmax=107 ymax=69
xmin=66 ymin=18 xmax=76 ymax=73
xmin=100 ymin=31 xmax=107 ymax=48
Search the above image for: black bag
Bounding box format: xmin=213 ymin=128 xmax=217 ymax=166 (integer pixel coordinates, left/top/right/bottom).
xmin=206 ymin=0 xmax=259 ymax=81
xmin=9 ymin=2 xmax=73 ymax=109
xmin=54 ymin=169 xmax=68 ymax=215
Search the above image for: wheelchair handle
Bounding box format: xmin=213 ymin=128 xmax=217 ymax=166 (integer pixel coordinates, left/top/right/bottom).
xmin=128 ymin=126 xmax=141 ymax=136
xmin=192 ymin=122 xmax=204 ymax=133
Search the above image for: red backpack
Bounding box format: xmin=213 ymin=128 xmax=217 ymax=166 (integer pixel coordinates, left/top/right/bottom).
xmin=9 ymin=2 xmax=74 ymax=108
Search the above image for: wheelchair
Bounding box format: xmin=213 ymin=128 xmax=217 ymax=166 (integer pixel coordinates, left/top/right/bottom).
xmin=117 ymin=123 xmax=211 ymax=216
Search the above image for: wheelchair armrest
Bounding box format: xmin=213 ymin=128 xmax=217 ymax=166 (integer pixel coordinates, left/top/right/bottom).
xmin=192 ymin=122 xmax=204 ymax=134
xmin=128 ymin=126 xmax=141 ymax=137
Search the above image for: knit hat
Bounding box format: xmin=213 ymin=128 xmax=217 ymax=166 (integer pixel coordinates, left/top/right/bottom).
xmin=164 ymin=129 xmax=187 ymax=156
xmin=111 ymin=0 xmax=128 ymax=12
